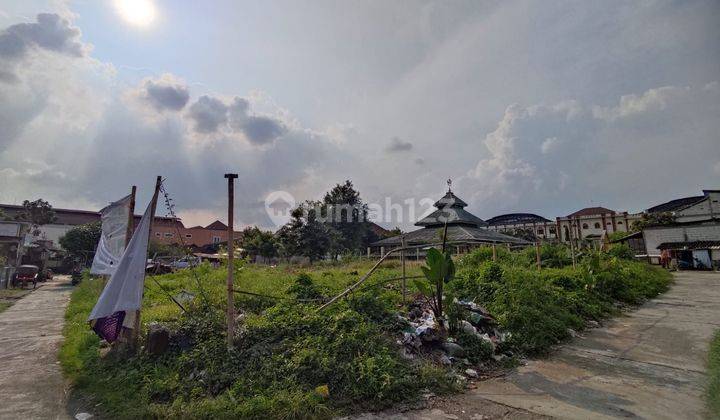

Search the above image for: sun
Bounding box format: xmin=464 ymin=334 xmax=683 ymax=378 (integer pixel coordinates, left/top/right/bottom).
xmin=114 ymin=0 xmax=156 ymax=27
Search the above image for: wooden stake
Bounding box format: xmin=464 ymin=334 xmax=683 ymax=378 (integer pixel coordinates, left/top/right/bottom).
xmin=131 ymin=176 xmax=161 ymax=350
xmin=125 ymin=186 xmax=137 ymax=248
xmin=492 ymin=243 xmax=497 ymax=261
xmin=535 ymin=241 xmax=541 ymax=270
xmin=224 ymin=173 xmax=238 ymax=349
xmin=401 ymin=238 xmax=406 ymax=305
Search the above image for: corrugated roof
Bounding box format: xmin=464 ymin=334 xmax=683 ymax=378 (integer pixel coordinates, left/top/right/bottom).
xmin=415 ymin=191 xmax=488 ymax=227
xmin=657 ymin=240 xmax=720 ymax=250
xmin=371 ymin=224 xmax=529 ymax=247
xmin=486 ymin=213 xmax=551 ymax=225
xmin=646 ymin=196 xmax=705 ymax=213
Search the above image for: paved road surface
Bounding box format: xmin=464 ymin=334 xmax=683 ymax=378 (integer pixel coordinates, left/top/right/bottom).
xmin=0 ymin=276 xmax=72 ymax=420
xmin=366 ymin=270 xmax=719 ymax=419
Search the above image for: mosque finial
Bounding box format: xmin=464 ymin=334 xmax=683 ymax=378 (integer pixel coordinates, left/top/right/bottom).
xmin=447 ymin=178 xmax=452 ymax=193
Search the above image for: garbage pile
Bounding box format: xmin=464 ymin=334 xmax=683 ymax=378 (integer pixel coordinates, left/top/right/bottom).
xmin=397 ymin=299 xmax=511 ymax=370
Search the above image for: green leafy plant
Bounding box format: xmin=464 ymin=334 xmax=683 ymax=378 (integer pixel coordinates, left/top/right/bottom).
xmin=415 ymin=248 xmax=455 ymax=320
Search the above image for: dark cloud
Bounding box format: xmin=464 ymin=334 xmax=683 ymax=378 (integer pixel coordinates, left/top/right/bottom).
xmin=228 ymin=97 xmax=286 ymax=144
xmin=386 ymin=136 xmax=413 ymax=152
xmin=0 ymin=13 xmax=85 ymax=60
xmin=144 ymin=78 xmax=190 ymax=111
xmin=414 ymin=157 xmax=425 ymax=165
xmin=187 ymin=95 xmax=228 ymax=133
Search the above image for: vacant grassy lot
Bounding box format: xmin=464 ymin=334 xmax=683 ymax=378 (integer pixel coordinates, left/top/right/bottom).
xmin=60 ymin=247 xmax=671 ymax=419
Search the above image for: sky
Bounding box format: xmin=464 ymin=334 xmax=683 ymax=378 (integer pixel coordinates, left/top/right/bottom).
xmin=0 ymin=0 xmax=718 ymax=230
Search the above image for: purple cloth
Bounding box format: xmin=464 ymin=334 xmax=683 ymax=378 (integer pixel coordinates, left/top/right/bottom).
xmin=91 ymin=311 xmax=126 ymax=343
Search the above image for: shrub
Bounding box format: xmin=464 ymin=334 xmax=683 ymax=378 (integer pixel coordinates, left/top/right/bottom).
xmin=606 ymin=244 xmax=635 ymax=260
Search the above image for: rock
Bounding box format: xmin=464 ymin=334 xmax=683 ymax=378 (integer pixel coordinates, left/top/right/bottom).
xmin=440 ymin=354 xmax=452 ymax=366
xmin=464 ymin=368 xmax=478 ymax=378
xmin=492 ymin=354 xmax=506 ymax=362
xmin=587 ymin=320 xmax=600 ymax=328
xmin=402 ymin=332 xmax=422 ymax=350
xmin=399 ymin=347 xmax=415 ymax=360
xmin=460 ymin=320 xmax=477 ymax=335
xmin=441 ymin=341 xmax=466 ymax=358
xmin=75 ymin=413 xmax=93 ymax=420
xmin=567 ymin=328 xmax=578 ymax=338
xmin=146 ymin=323 xmax=170 ymax=356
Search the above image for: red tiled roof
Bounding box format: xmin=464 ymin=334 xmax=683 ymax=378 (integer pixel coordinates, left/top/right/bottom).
xmin=205 ymin=220 xmax=228 ymax=230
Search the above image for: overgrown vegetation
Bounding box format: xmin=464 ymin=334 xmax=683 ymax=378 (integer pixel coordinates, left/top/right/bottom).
xmin=708 ymin=330 xmax=720 ymax=418
xmin=61 ymin=244 xmax=671 ymax=418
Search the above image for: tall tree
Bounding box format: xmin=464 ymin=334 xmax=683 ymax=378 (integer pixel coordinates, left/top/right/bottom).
xmin=15 ymin=199 xmax=57 ymax=236
xmin=322 ymin=180 xmax=370 ymax=256
xmin=631 ymin=212 xmax=676 ymax=231
xmin=276 ymin=202 xmax=331 ymax=262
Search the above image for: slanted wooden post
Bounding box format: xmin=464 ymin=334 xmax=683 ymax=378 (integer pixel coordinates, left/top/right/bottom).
xmin=224 ymin=173 xmax=238 ymax=349
xmin=131 ymin=176 xmax=161 ymax=350
xmin=535 ymin=241 xmax=541 ymax=270
xmin=125 ymin=186 xmax=137 ymax=247
xmin=492 ymin=243 xmax=497 ymax=261
xmin=401 ymin=238 xmax=406 ymax=305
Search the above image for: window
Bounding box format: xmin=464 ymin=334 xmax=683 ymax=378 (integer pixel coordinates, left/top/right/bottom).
xmin=549 ymin=226 xmax=556 ymax=234
xmin=618 ymin=221 xmax=623 ymax=225
xmin=212 ymin=236 xmax=221 ymax=243
xmin=185 ymin=234 xmax=192 ymax=238
xmin=155 ymin=232 xmax=161 ymax=237
xmin=582 ymin=223 xmax=589 ymax=229
xmin=164 ymin=232 xmax=174 ymax=238
xmin=537 ymin=228 xmax=544 ymax=234
xmin=594 ymin=222 xmax=601 ymax=229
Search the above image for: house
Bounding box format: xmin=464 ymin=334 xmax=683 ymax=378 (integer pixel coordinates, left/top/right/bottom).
xmin=640 ymin=189 xmax=720 ymax=267
xmin=370 ymin=189 xmax=528 ymax=256
xmin=646 ymin=189 xmax=720 ymax=223
xmin=0 ymin=204 xmax=100 ymax=248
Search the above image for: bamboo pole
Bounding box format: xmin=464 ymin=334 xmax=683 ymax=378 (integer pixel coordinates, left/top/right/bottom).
xmin=535 ymin=241 xmax=541 ymax=270
xmin=125 ymin=186 xmax=136 ymax=248
xmin=401 ymin=238 xmax=406 ymax=305
xmin=224 ymin=173 xmax=238 ymax=349
xmin=492 ymin=243 xmax=497 ymax=261
xmin=131 ymin=176 xmax=161 ymax=350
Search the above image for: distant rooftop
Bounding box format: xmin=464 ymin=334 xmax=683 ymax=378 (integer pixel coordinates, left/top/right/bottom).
xmin=415 ymin=191 xmax=488 ymax=228
xmin=646 ymin=195 xmax=705 ymax=213
xmin=566 ymin=207 xmax=616 ymax=218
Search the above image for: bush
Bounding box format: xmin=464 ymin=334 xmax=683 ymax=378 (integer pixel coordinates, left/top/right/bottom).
xmin=707 ymin=330 xmax=720 ymax=418
xmin=606 ymin=244 xmax=635 ymax=260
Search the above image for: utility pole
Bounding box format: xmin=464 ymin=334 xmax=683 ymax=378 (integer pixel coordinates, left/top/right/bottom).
xmin=401 ymin=238 xmax=406 ymax=305
xmin=224 ymin=173 xmax=238 ymax=349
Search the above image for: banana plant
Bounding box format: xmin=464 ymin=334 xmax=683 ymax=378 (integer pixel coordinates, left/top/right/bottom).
xmin=414 ymin=247 xmax=455 ymax=321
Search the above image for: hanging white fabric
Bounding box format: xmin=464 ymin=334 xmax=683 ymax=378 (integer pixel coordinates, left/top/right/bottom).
xmin=90 ymin=194 xmax=132 ymax=275
xmin=88 ymin=193 xmax=156 ymax=324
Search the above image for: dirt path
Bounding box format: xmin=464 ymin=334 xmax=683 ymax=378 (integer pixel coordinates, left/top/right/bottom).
xmin=0 ymin=276 xmax=72 ymax=420
xmin=364 ymin=271 xmax=720 ymax=419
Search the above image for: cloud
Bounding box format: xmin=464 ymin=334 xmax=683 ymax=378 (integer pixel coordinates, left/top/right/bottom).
xmin=142 ymin=74 xmax=190 ymax=112
xmin=459 ymin=83 xmax=720 ymax=217
xmin=187 ymin=95 xmax=228 ymax=133
xmin=385 ymin=136 xmax=413 ymax=152
xmin=228 ymin=97 xmax=287 ymax=144
xmin=0 ymin=13 xmax=86 ymax=82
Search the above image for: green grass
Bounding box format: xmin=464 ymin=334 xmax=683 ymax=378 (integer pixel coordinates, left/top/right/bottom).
xmin=60 ymin=248 xmax=672 ymax=418
xmin=708 ymin=330 xmax=720 ymax=419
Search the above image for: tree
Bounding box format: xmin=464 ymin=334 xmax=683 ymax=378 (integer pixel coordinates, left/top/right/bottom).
xmin=322 ymin=180 xmax=372 ymax=256
xmin=276 ymin=203 xmax=331 ymax=263
xmin=59 ymin=222 xmax=101 ymax=261
xmin=631 ymin=212 xmax=676 ymax=231
xmin=15 ymin=199 xmax=57 ymax=236
xmin=240 ymin=226 xmax=278 ymax=261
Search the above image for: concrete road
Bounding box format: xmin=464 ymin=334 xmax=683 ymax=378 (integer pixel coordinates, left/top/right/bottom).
xmin=373 ymin=270 xmax=719 ymax=419
xmin=0 ymin=276 xmax=72 ymax=420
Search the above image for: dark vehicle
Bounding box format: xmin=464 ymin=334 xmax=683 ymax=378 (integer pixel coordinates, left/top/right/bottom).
xmin=13 ymin=265 xmax=40 ymax=289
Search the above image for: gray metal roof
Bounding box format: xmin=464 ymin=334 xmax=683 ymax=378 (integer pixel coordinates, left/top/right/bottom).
xmin=371 ymin=224 xmax=529 ymax=247
xmin=415 ymin=191 xmax=488 ymax=227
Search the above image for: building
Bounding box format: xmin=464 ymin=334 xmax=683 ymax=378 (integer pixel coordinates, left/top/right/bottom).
xmin=646 ymin=189 xmax=720 ymax=223
xmin=370 ymin=189 xmax=528 ymax=255
xmin=640 ymin=189 xmax=720 ymax=267
xmin=556 ymin=207 xmax=641 ymax=244
xmin=0 ymin=203 xmax=241 ymax=251
xmin=486 ymin=213 xmax=559 ymax=240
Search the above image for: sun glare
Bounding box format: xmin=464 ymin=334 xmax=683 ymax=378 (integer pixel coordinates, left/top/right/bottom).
xmin=114 ymin=0 xmax=156 ymax=27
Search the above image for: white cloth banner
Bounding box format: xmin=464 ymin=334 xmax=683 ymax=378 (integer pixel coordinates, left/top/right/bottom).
xmin=88 ymin=195 xmax=155 ymax=323
xmin=90 ymin=194 xmax=132 ymax=275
